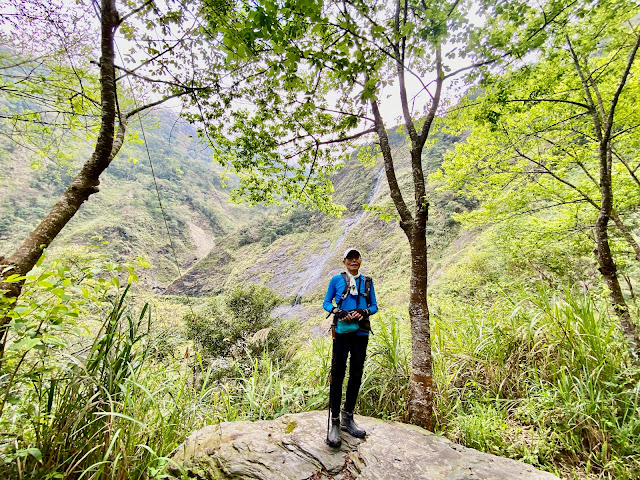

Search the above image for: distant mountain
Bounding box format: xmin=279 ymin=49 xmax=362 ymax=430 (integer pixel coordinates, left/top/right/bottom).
xmin=165 ymin=127 xmax=471 ymax=310
xmin=0 ymin=108 xmax=255 ymax=286
xmin=0 ymin=104 xmax=470 ymax=304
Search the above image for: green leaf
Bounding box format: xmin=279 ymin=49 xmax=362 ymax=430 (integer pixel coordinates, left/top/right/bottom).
xmin=7 ymin=337 xmax=41 ymax=352
xmin=26 ymin=448 xmax=42 ymax=462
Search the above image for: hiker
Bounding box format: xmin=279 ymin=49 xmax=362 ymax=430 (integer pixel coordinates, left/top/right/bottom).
xmin=323 ymin=247 xmax=378 ymax=448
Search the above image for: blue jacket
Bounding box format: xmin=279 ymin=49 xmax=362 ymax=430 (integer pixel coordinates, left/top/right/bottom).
xmin=323 ymin=273 xmax=378 ymax=335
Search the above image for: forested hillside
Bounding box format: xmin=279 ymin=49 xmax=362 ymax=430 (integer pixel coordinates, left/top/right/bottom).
xmin=1 ymin=1 xmax=639 ymax=480
xmin=0 ymin=108 xmax=254 ymax=285
xmin=165 ymin=129 xmax=469 ymax=307
xmin=0 ymin=108 xmax=465 ymax=299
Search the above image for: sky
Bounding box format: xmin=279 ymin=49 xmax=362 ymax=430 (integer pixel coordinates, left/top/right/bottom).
xmin=4 ymin=0 xmax=478 ymax=142
xmin=107 ymin=0 xmax=476 ymax=132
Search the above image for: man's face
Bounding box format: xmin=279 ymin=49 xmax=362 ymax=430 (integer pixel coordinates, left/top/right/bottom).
xmin=343 ymin=253 xmax=362 ymax=273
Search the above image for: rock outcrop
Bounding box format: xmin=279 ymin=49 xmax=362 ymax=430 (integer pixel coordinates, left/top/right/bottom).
xmin=169 ymin=411 xmax=559 ymax=480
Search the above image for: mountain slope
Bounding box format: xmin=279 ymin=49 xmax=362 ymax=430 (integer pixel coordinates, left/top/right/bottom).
xmin=167 ymin=130 xmax=470 ymax=312
xmin=1 ymin=101 xmax=468 ymax=304
xmin=0 ymin=109 xmax=256 ymax=285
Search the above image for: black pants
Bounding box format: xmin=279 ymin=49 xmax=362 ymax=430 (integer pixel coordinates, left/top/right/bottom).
xmin=330 ymin=332 xmax=369 ymax=416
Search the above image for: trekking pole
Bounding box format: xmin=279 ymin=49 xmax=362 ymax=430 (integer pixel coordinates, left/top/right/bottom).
xmin=326 ymin=373 xmax=332 ymax=440
xmin=326 ymin=339 xmax=333 ymax=440
xmin=326 ymin=324 xmax=336 ymax=442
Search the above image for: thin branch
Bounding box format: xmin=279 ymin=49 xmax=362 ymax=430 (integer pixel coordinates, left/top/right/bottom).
xmin=116 ymin=0 xmax=154 ymax=27
xmin=299 ymin=143 xmax=320 ymax=195
xmin=613 ymin=149 xmax=640 ymax=189
xmin=488 ymin=199 xmax=589 ymax=224
xmin=585 ymin=56 xmax=608 ymax=128
xmin=123 ymin=91 xmax=188 ymax=120
xmin=395 ymin=0 xmax=418 ymax=144
xmin=443 ymin=57 xmax=500 ymax=80
xmin=316 ymin=127 xmax=377 ymax=146
xmin=566 ymin=35 xmax=603 ymax=142
xmin=113 ymin=63 xmax=200 ymax=90
xmin=524 ymin=0 xmax=578 ymax=43
xmin=605 ymin=32 xmax=640 ymax=142
xmin=504 ymin=98 xmax=590 ymax=110
xmin=114 ymin=21 xmax=199 ymax=81
xmin=513 ymin=147 xmax=599 ymax=209
xmin=447 ymin=0 xmax=461 ymax=17
xmin=277 ymin=127 xmax=376 ymax=151
xmin=370 ymin=98 xmax=413 ymax=227
xmin=418 ymin=44 xmax=443 ymax=146
xmin=611 ymin=122 xmax=640 ymax=140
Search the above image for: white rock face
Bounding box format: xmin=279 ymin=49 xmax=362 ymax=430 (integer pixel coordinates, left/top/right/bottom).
xmin=169 ymin=411 xmax=559 ymax=480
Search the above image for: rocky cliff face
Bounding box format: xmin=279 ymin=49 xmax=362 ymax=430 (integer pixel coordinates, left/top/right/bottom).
xmin=169 ymin=411 xmax=558 ymax=480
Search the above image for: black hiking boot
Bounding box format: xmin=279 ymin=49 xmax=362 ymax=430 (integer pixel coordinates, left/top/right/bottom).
xmin=326 ymin=416 xmax=342 ymax=448
xmin=341 ymin=410 xmax=366 ymax=438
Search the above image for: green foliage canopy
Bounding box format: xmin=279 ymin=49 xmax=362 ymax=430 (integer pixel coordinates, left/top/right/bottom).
xmin=184 ymin=283 xmax=295 ymax=362
xmin=186 ymin=0 xmax=576 ymax=215
xmin=433 ymin=0 xmax=640 ymax=269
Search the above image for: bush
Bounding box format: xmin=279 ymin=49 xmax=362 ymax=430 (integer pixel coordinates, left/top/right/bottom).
xmin=433 ymin=284 xmax=640 ymax=478
xmin=358 ymin=311 xmax=411 ymax=421
xmin=234 ymin=209 xmax=314 ymax=247
xmin=0 ymin=256 xmax=208 ymax=479
xmin=184 ymin=284 xmax=296 ymax=365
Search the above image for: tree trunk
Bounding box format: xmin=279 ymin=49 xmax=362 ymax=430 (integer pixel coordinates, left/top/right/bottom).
xmin=568 ymin=33 xmax=640 ymax=357
xmin=369 ymin=18 xmax=439 ymax=425
xmin=406 ymin=217 xmax=434 ymax=430
xmin=0 ymin=0 xmax=121 ymax=361
xmin=595 ymin=145 xmax=640 ymax=356
xmin=595 ymin=213 xmax=640 ymax=355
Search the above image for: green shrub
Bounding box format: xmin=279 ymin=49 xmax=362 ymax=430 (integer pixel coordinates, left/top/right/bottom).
xmin=433 ymin=284 xmax=640 ymax=478
xmin=4 ymin=253 xmax=637 ymax=480
xmin=184 ymin=284 xmax=296 ymax=365
xmin=0 ymin=256 xmax=211 ymax=479
xmin=234 ymin=209 xmax=314 ymax=247
xmin=359 ymin=311 xmax=411 ymax=421
xmin=451 ymin=402 xmax=509 ymax=455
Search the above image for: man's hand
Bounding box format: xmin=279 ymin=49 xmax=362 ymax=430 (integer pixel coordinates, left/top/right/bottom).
xmin=356 ymin=309 xmax=369 ymax=318
xmin=334 ymin=309 xmax=362 ymax=321
xmin=333 ymin=308 xmax=349 ymax=319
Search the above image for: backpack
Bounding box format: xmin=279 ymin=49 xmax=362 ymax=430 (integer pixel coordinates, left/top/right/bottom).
xmin=329 ymin=273 xmax=373 ymax=333
xmin=336 ymin=272 xmax=372 ymax=310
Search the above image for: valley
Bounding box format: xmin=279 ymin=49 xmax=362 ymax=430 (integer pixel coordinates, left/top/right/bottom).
xmin=2 ymin=3 xmax=640 ymax=474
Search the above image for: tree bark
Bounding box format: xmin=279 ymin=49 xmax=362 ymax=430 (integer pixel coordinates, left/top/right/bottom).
xmin=369 ymin=2 xmax=442 ymax=426
xmin=568 ymin=34 xmax=640 ymax=357
xmin=370 ymin=96 xmax=435 ymax=429
xmin=0 ymin=1 xmax=191 ymax=367
xmin=595 ymin=214 xmax=640 ymax=355
xmin=593 ymin=30 xmax=640 ymax=356
xmin=595 ymin=146 xmax=640 ymax=356
xmin=406 ymin=217 xmax=434 ymax=430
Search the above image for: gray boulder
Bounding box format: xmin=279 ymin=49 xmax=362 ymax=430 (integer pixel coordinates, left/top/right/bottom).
xmin=169 ymin=411 xmax=559 ymax=480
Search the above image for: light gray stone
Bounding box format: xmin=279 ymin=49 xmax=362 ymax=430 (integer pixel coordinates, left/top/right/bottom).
xmin=169 ymin=411 xmax=559 ymax=480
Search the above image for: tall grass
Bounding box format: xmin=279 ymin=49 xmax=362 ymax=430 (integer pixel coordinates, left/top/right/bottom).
xmin=1 ymin=286 xmax=210 ymax=479
xmin=3 ymin=264 xmax=637 ymax=479
xmin=359 ymin=311 xmax=411 ymax=420
xmin=203 ymin=296 xmax=638 ymax=478
xmin=199 ymin=312 xmax=413 ymax=424
xmin=432 ymin=284 xmax=640 ymax=479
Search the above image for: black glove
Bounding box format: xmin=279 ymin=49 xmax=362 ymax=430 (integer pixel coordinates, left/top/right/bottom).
xmin=356 ymin=309 xmax=370 ymax=317
xmin=333 ymin=308 xmax=349 ymax=319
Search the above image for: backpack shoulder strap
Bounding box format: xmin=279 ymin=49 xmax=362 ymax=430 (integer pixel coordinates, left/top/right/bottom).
xmin=337 ymin=272 xmax=350 ymax=308
xmin=363 ymin=276 xmax=372 ymax=307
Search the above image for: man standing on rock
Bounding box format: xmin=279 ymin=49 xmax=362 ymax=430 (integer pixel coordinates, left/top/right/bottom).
xmin=323 ymin=248 xmax=378 ymax=448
